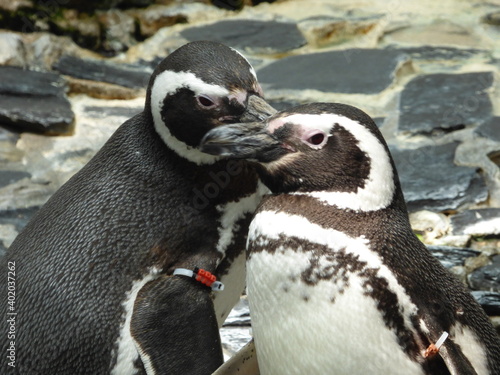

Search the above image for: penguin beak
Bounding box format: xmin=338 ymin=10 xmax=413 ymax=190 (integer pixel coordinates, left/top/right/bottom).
xmin=200 ymin=121 xmax=283 ymax=163
xmin=239 ymin=95 xmax=277 ymax=122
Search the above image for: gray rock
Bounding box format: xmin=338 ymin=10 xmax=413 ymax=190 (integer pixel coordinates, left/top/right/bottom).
xmin=390 ymin=143 xmax=488 ymax=212
xmin=53 ymin=55 xmax=152 ymax=89
xmin=475 ymin=117 xmax=500 ymax=143
xmin=0 ymin=65 xmax=66 ymax=96
xmin=399 ymin=72 xmax=494 ymax=135
xmin=471 ymin=291 xmax=500 ymax=316
xmin=0 ymin=66 xmax=74 ymax=133
xmin=427 ymin=245 xmax=480 ymax=269
xmin=0 ymin=171 xmax=31 ymax=189
xmin=386 ymin=45 xmax=487 ymax=61
xmin=0 ymin=94 xmax=74 ymax=134
xmin=257 ymin=49 xmax=408 ymax=94
xmin=451 ymin=208 xmax=500 ymax=236
xmin=468 ymin=255 xmax=500 ymax=292
xmin=180 ymin=19 xmax=307 ymax=54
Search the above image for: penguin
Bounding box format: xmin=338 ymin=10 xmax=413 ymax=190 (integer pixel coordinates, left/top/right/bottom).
xmin=0 ymin=41 xmax=275 ymax=375
xmin=200 ymin=102 xmax=500 ymax=375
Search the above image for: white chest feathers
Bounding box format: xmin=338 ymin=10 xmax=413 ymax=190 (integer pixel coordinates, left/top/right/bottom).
xmin=246 ymin=210 xmax=425 ymax=375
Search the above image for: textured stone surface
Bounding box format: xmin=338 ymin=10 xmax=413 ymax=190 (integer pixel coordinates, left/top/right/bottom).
xmin=258 ymin=49 xmax=408 ymax=94
xmin=469 ymin=255 xmax=500 ymax=293
xmin=391 ymin=143 xmax=488 ymax=212
xmin=53 ymin=55 xmax=152 ymax=89
xmin=399 ymin=72 xmax=494 ymax=135
xmin=427 ymin=245 xmax=480 ymax=269
xmin=0 ymin=95 xmax=75 ymax=134
xmin=0 ymin=65 xmax=66 ymax=96
xmin=475 ymin=117 xmax=500 ymax=142
xmin=451 ymin=208 xmax=500 ymax=236
xmin=181 ymin=19 xmax=307 ymax=54
xmin=471 ymin=291 xmax=500 ymax=316
xmin=0 ymin=66 xmax=74 ymax=133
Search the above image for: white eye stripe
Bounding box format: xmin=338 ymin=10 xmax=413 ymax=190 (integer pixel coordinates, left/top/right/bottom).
xmin=150 ymin=70 xmax=225 ymax=165
xmin=152 ymin=70 xmax=230 ymax=99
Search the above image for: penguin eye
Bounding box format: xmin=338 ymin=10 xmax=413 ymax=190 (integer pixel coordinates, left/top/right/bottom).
xmin=308 ymin=133 xmax=325 ymax=145
xmin=197 ymin=95 xmax=216 ymax=108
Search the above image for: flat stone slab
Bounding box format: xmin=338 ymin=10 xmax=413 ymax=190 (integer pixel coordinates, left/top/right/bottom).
xmin=399 ymin=72 xmax=494 ymax=135
xmin=468 ymin=255 xmax=500 ymax=293
xmin=180 ymin=19 xmax=307 ymax=54
xmin=257 ymin=49 xmax=408 ymax=94
xmin=451 ymin=208 xmax=500 ymax=236
xmin=0 ymin=94 xmax=75 ymax=134
xmin=427 ymin=245 xmax=480 ymax=269
xmin=390 ymin=142 xmax=488 ymax=212
xmin=53 ymin=55 xmax=151 ymax=89
xmin=475 ymin=117 xmax=500 ymax=143
xmin=0 ymin=66 xmax=74 ymax=134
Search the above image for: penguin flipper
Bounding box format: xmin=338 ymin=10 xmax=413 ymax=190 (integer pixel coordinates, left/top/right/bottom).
xmin=212 ymin=339 xmax=260 ymax=375
xmin=131 ymin=275 xmax=223 ymax=375
xmin=437 ymin=342 xmax=478 ymax=375
xmin=420 ymin=314 xmax=478 ymax=375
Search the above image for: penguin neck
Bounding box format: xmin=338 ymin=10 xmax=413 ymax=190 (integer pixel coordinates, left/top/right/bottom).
xmin=152 ymin=118 xmax=222 ymax=166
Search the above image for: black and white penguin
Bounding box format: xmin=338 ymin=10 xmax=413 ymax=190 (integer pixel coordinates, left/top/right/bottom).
xmin=0 ymin=41 xmax=274 ymax=375
xmin=201 ymin=102 xmax=500 ymax=375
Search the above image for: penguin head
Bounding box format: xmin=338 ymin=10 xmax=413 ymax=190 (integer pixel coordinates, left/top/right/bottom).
xmin=201 ymin=103 xmax=405 ymax=212
xmin=146 ymin=41 xmax=275 ymax=165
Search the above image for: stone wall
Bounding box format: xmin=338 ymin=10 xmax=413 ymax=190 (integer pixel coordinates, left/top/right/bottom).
xmin=0 ymin=0 xmax=499 ymax=353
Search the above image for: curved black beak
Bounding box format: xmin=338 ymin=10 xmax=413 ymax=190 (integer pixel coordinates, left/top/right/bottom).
xmin=200 ymin=121 xmax=282 ymax=163
xmin=240 ymin=94 xmax=277 ymax=122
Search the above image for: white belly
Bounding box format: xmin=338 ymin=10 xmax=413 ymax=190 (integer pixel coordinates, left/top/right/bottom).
xmin=247 ymin=249 xmax=425 ymax=375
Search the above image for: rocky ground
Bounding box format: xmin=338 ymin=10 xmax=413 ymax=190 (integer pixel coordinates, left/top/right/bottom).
xmin=0 ymin=0 xmax=499 ymax=357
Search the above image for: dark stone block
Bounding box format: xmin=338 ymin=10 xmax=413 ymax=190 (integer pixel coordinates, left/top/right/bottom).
xmin=0 ymin=66 xmax=74 ymax=134
xmin=427 ymin=245 xmax=480 ymax=269
xmin=471 ymin=291 xmax=500 ymax=316
xmin=0 ymin=94 xmax=75 ymax=134
xmin=53 ymin=55 xmax=151 ymax=89
xmin=450 ymin=208 xmax=500 ymax=236
xmin=468 ymin=255 xmax=500 ymax=293
xmin=475 ymin=117 xmax=500 ymax=142
xmin=0 ymin=66 xmax=66 ymax=97
xmin=399 ymin=72 xmax=494 ymax=135
xmin=0 ymin=171 xmax=31 ymax=189
xmin=390 ymin=142 xmax=488 ymax=212
xmin=257 ymin=49 xmax=408 ymax=94
xmin=181 ymin=19 xmax=307 ymax=54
